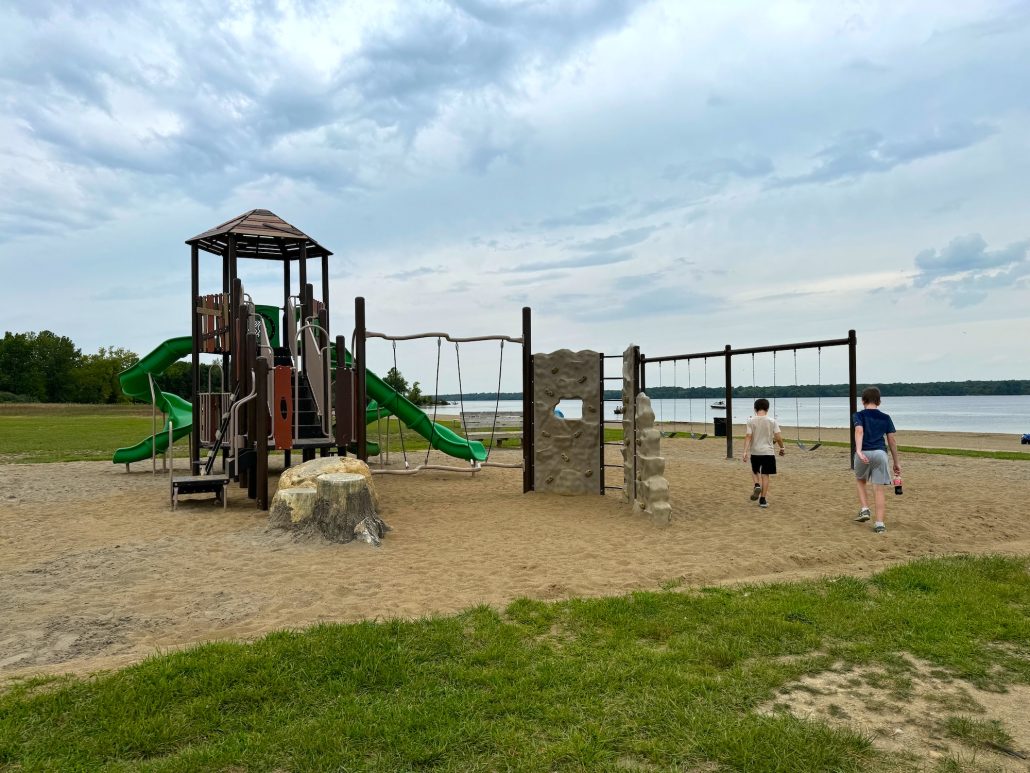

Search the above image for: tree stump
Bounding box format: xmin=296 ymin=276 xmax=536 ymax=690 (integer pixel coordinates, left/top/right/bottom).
xmin=268 ymin=487 xmax=318 ymax=530
xmin=312 ymin=473 xmax=389 ymax=545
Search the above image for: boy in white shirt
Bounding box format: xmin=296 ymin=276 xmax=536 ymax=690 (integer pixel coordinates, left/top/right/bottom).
xmin=742 ymin=398 xmax=786 ymax=508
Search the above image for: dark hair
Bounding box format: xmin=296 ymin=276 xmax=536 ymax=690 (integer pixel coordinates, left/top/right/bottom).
xmin=861 ymin=386 xmax=882 ymax=405
xmin=754 ymin=398 xmax=770 ymax=412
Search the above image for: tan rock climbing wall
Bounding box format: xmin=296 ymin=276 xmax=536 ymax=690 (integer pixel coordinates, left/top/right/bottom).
xmin=622 ymin=344 xmax=637 ymax=503
xmin=633 ymin=393 xmax=672 ymax=525
xmin=533 ymin=349 xmax=601 ymax=495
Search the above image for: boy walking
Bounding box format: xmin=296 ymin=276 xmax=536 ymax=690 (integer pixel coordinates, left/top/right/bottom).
xmin=742 ymin=398 xmax=785 ymax=508
xmin=853 ymin=386 xmax=902 ymax=534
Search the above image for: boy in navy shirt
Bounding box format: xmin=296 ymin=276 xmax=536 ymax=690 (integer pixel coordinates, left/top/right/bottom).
xmin=853 ymin=386 xmax=901 ymax=533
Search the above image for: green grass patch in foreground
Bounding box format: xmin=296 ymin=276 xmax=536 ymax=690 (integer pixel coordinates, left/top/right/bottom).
xmin=2 ymin=556 xmax=1029 ymax=772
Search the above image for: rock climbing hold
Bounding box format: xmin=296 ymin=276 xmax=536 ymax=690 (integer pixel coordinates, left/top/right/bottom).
xmin=584 ymin=470 xmax=593 ymax=477
xmin=561 ymin=453 xmax=570 ymax=462
xmin=551 ymin=366 xmax=559 ymax=374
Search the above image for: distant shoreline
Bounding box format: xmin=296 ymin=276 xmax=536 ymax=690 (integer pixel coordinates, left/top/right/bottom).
xmin=438 ymin=379 xmax=1030 ymax=401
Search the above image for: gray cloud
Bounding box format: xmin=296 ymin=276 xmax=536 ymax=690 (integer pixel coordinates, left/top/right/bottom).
xmin=912 ymin=234 xmax=1030 ymax=307
xmin=570 ymin=226 xmax=657 ymax=252
xmin=663 ymin=155 xmax=773 ymax=185
xmin=537 ymin=203 xmax=626 ymax=229
xmin=0 ymin=0 xmax=645 ymax=240
xmin=505 ymin=251 xmax=633 ymax=273
xmin=574 ymin=286 xmax=723 ymax=321
xmin=768 ymin=123 xmax=997 ymax=188
xmin=384 ymin=266 xmax=442 ymax=281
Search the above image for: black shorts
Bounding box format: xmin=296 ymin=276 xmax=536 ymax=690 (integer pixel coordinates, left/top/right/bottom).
xmin=750 ymin=455 xmax=777 ymax=475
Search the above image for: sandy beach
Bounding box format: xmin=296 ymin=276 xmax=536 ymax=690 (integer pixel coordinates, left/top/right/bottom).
xmin=1 ymin=427 xmax=1028 ymax=682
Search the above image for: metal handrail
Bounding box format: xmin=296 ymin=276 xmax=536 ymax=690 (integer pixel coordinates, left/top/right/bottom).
xmin=227 ymin=373 xmax=257 ymax=467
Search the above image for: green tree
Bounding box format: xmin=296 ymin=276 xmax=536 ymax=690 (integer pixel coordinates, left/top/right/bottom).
xmin=74 ymin=347 xmax=138 ymax=403
xmin=384 ymin=366 xmax=408 ymax=395
xmin=0 ymin=332 xmax=44 ymax=399
xmin=407 ymin=381 xmax=423 ymax=405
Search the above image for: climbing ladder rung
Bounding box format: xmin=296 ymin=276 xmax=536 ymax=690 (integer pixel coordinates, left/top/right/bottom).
xmin=604 ymin=486 xmax=624 ymax=491
xmin=603 ymin=463 xmax=624 ymax=469
xmin=603 ymin=441 xmax=625 ymax=446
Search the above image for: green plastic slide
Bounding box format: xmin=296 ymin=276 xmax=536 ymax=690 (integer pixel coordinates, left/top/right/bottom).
xmin=113 ymin=338 xmax=485 ymax=465
xmin=112 ymin=337 xmax=194 ymax=464
xmin=336 ymin=345 xmax=487 ymax=463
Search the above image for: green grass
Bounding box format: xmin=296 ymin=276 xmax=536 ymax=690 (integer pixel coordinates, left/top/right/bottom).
xmin=1 ymin=556 xmax=1028 ymax=771
xmin=0 ymin=403 xmax=186 ymax=464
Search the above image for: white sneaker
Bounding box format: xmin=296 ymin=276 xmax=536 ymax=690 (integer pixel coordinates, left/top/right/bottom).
xmin=854 ymin=508 xmax=871 ymax=523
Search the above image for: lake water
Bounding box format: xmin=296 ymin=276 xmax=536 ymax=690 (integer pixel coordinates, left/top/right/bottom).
xmin=447 ymin=395 xmax=1030 ymax=435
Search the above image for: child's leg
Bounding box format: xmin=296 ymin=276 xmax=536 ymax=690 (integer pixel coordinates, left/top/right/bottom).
xmin=855 ymin=477 xmax=869 ymax=509
xmin=873 ymin=485 xmax=886 ymax=524
xmin=760 ymin=473 xmax=771 ymax=497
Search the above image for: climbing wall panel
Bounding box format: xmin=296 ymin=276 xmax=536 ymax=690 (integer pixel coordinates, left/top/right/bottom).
xmin=533 ymin=349 xmax=601 ymax=495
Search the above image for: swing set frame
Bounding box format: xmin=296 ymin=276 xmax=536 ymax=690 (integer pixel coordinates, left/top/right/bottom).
xmin=350 ymin=297 xmax=536 ymax=492
xmin=636 ymin=330 xmax=858 ymax=468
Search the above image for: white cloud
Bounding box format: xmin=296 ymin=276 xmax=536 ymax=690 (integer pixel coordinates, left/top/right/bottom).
xmin=0 ymin=0 xmax=1028 ymax=391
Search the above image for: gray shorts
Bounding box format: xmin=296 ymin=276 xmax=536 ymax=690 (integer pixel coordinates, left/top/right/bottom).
xmin=854 ymin=450 xmax=891 ymax=484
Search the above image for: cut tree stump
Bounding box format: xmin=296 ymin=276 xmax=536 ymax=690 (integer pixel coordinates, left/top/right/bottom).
xmin=312 ymin=473 xmax=390 ymax=545
xmin=268 ymin=487 xmax=317 ymax=530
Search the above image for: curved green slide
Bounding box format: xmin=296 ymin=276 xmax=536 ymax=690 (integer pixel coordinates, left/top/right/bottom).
xmin=114 ymin=338 xmax=485 ymax=464
xmin=112 ymin=337 xmax=194 ymax=464
xmin=336 ymin=346 xmax=487 ymax=463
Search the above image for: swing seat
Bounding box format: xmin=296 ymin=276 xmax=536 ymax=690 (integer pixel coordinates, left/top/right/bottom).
xmin=689 ymin=432 xmax=707 ymax=440
xmin=795 ymin=440 xmax=821 ymax=451
xmin=660 ymin=431 xmax=679 ymax=438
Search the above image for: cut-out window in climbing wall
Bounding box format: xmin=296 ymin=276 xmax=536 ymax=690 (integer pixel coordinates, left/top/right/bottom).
xmin=554 ymin=398 xmax=582 ymax=419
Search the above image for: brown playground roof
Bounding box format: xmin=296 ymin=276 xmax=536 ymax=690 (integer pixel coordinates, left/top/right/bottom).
xmin=186 ymin=209 xmax=332 ymax=260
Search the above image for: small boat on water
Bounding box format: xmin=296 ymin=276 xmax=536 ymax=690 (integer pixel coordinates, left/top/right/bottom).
xmin=710 ymin=400 xmax=726 ymax=410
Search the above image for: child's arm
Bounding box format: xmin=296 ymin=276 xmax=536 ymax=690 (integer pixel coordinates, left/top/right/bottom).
xmin=886 ymin=432 xmax=901 ymax=474
xmin=742 ymin=431 xmax=752 ymax=460
xmin=773 ymin=430 xmax=785 ymax=456
xmin=854 ymin=425 xmax=868 ymax=462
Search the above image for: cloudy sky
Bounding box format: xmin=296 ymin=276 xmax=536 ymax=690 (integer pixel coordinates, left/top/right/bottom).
xmin=1 ymin=0 xmax=1028 ymax=393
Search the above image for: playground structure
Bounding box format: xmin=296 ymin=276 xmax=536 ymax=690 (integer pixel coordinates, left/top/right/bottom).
xmin=632 ymin=331 xmax=859 ymax=464
xmin=110 ymin=209 xmax=858 ymax=514
xmin=112 ymin=209 xmax=618 ymax=509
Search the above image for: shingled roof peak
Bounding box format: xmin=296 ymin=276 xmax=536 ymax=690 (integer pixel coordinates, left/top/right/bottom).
xmin=186 ymin=209 xmax=331 ymax=260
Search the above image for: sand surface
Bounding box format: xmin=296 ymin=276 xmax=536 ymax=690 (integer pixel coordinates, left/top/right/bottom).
xmin=1 ymin=428 xmax=1028 ymax=681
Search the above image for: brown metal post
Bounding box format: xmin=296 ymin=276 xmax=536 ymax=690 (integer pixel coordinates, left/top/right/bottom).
xmin=598 ymin=352 xmax=605 ymax=495
xmin=522 ymin=306 xmax=533 ymax=493
xmin=222 ymin=250 xmax=230 ymax=384
xmin=256 ymin=356 xmax=269 ymax=509
xmin=632 ymin=345 xmax=640 ymax=503
xmin=321 ymin=253 xmax=329 ymax=312
xmin=639 ymin=356 xmax=647 ymax=394
xmin=190 ymin=243 xmax=200 ymax=473
xmin=318 ymin=306 xmax=330 ymax=456
xmin=246 ymin=329 xmax=258 ymax=499
xmin=283 ymin=258 xmax=291 ymax=345
xmin=355 ymin=297 xmax=367 ymax=462
xmin=848 ymin=329 xmax=858 ymax=469
xmin=724 ymin=344 xmax=733 ymax=459
xmin=335 ymin=334 xmax=352 ymax=456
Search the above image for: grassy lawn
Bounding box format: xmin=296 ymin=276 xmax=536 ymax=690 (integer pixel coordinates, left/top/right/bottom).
xmin=1 ymin=556 xmax=1028 ymax=771
xmin=0 ymin=403 xmax=174 ymax=464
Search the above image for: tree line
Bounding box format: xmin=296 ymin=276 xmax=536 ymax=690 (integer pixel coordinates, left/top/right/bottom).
xmin=2 ymin=330 xmax=1028 ymax=404
xmin=0 ymin=331 xmax=217 ymax=404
